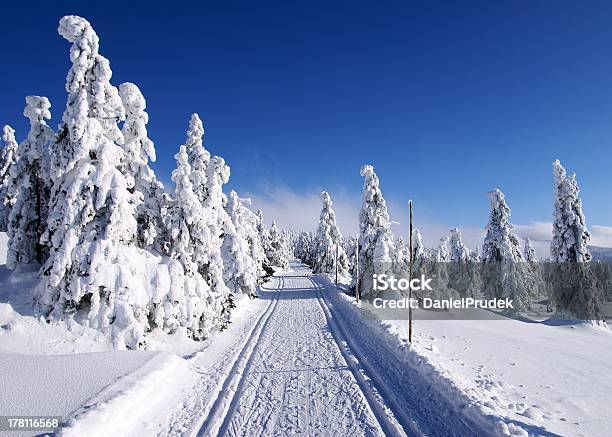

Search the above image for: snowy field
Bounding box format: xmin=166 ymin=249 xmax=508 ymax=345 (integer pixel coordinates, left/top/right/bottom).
xmin=331 ymin=278 xmax=612 ymax=437
xmin=1 ymin=256 xmax=609 ymax=436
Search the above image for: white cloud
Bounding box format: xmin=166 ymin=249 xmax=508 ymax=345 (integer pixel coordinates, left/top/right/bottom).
xmin=590 ymin=225 xmax=612 ymax=247
xmin=246 ymin=185 xmax=360 ymax=235
xmin=514 ymin=221 xmax=553 ymax=242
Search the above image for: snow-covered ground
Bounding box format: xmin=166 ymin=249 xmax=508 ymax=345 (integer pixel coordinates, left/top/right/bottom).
xmin=409 ymin=317 xmax=612 ymax=436
xmin=2 ymin=257 xmax=611 ymax=436
xmin=331 ymin=276 xmax=612 ymax=437
xmin=0 ymin=250 xmax=270 ymax=436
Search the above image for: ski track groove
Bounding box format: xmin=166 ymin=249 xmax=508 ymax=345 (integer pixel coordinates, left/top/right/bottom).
xmin=312 ymin=274 xmax=483 ymax=437
xmin=193 ymin=276 xmax=284 ymax=437
xmin=201 ymin=265 xmax=387 ymax=436
xmin=311 ymin=277 xmax=413 ymax=437
xmin=189 ymin=263 xmax=483 ymax=437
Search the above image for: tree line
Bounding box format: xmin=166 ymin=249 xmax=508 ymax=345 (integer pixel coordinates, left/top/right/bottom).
xmin=0 ymin=16 xmax=292 ymax=349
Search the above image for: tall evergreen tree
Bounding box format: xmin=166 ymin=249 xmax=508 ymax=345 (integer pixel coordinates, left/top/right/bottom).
xmin=481 ymin=189 xmax=533 ymax=311
xmin=175 ymin=115 xmax=231 ymax=329
xmin=7 ymin=96 xmax=54 ymax=267
xmin=435 ymin=236 xmax=450 ymax=262
xmin=551 ymin=160 xmax=591 ymax=262
xmin=448 ymin=228 xmax=480 ymax=298
xmin=166 ymin=144 xmax=216 ymax=338
xmin=354 ymin=165 xmax=397 ymax=298
xmin=550 ymin=160 xmax=602 ymax=320
xmin=222 ymin=190 xmax=258 ymax=297
xmin=313 ymin=191 xmax=349 ymax=276
xmin=37 ymin=16 xmax=147 ymax=348
xmin=236 ymin=197 xmax=269 ymax=280
xmin=118 ymin=82 xmax=165 ymax=250
xmin=267 ymin=221 xmax=289 ymax=269
xmin=449 ymin=228 xmax=470 ymax=262
xmin=0 ymin=125 xmax=18 ymax=231
xmin=523 ymin=237 xmax=537 ymax=263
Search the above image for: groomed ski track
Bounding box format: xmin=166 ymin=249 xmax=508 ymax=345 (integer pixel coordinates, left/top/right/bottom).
xmin=191 ymin=262 xmax=483 ymax=437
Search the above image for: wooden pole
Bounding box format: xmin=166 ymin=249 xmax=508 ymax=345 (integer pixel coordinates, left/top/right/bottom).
xmin=409 ymin=200 xmax=413 ymax=344
xmin=355 ymin=235 xmax=360 ymax=303
xmin=335 ymin=242 xmax=339 ymax=286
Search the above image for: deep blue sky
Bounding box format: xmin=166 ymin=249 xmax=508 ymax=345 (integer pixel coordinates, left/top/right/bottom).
xmin=1 ymin=0 xmax=612 ymax=229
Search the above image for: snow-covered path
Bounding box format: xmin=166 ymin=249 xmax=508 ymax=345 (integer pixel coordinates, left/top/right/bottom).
xmin=22 ymin=262 xmax=492 ymax=436
xmin=197 ymin=263 xmax=404 ymax=436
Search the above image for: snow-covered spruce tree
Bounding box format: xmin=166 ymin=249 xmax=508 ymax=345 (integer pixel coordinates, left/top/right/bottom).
xmin=523 ymin=237 xmax=537 ymax=262
xmin=118 ymin=83 xmax=166 ymax=250
xmin=313 ymin=191 xmax=349 ymax=276
xmin=296 ymin=231 xmax=316 ymax=266
xmin=0 ymin=125 xmax=19 ymax=232
xmin=267 ymin=221 xmax=289 ymax=269
xmin=354 ymin=165 xmax=397 ymax=299
xmin=550 ymin=160 xmax=602 ymax=320
xmin=233 ymin=196 xmax=269 ymax=281
xmin=7 ymin=97 xmax=54 ymax=268
xmin=522 ymin=236 xmax=545 ymax=300
xmin=221 ymin=190 xmax=258 ymax=297
xmin=395 ymin=236 xmax=409 ymax=268
xmin=254 ymin=209 xmax=275 ymax=273
xmin=449 ymin=228 xmax=470 ymax=262
xmin=551 ymin=160 xmax=591 ymax=262
xmin=183 ymin=113 xmax=209 ymax=202
xmin=448 ymin=228 xmax=480 ymax=298
xmin=305 ymin=231 xmax=316 ymax=266
xmin=177 ymin=114 xmax=232 ymax=328
xmin=204 ymin=156 xmax=235 ymax=326
xmin=435 ymin=236 xmax=450 ymax=262
xmin=342 ymin=235 xmax=358 ymax=278
xmin=165 ymin=145 xmax=216 ymax=339
xmin=48 ymin=17 xmax=124 ymax=185
xmin=412 ymin=229 xmax=426 ymax=264
xmin=36 ymin=16 xmax=160 ymax=349
xmin=481 ymin=189 xmax=533 ymax=311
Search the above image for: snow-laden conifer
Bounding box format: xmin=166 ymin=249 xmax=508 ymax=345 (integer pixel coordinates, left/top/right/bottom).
xmin=175 ymin=115 xmax=231 ymax=328
xmin=296 ymin=231 xmax=316 ymax=266
xmin=36 ymin=16 xmax=152 ymax=349
xmin=482 ymin=189 xmax=523 ymax=263
xmin=49 ymin=16 xmax=124 ymax=183
xmin=448 ymin=228 xmax=480 ymax=298
xmin=313 ymin=191 xmax=349 ymax=276
xmin=412 ymin=229 xmax=426 ymax=263
xmin=435 ymin=236 xmax=450 ymax=262
xmin=221 ymin=190 xmax=258 ymax=297
xmin=233 ymin=196 xmax=269 ymax=280
xmin=395 ymin=237 xmax=410 ymax=267
xmin=0 ymin=125 xmax=19 ymax=232
xmin=7 ymin=97 xmax=54 ymax=267
xmin=481 ymin=189 xmax=533 ymax=310
xmin=118 ymin=83 xmax=165 ymax=249
xmin=551 ymin=160 xmax=591 ymax=262
xmin=449 ymin=228 xmax=470 ymax=262
xmin=550 ymin=160 xmax=602 ymax=320
xmin=165 ymin=145 xmax=215 ymax=338
xmin=267 ymin=221 xmax=289 ymax=269
xmin=354 ymin=165 xmax=397 ymax=298
xmin=203 ymin=155 xmax=234 ymax=326
xmin=523 ymin=237 xmax=537 ymax=263
xmin=255 ymin=209 xmax=275 ymax=268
